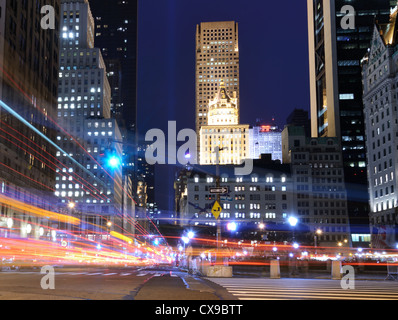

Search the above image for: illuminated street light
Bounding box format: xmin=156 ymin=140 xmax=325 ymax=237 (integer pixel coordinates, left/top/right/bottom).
xmin=259 ymin=223 xmax=265 ymax=230
xmin=227 ymin=222 xmax=237 ymax=232
xmin=293 ymin=242 xmax=299 ymax=249
xmin=181 ymin=236 xmax=190 ymax=244
xmin=288 ymin=216 xmax=298 ymax=227
xmin=68 ymin=202 xmax=75 ymax=209
xmin=187 ymin=231 xmax=195 ymax=239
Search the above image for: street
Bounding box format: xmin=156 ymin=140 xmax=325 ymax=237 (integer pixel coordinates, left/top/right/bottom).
xmin=0 ymin=266 xmax=229 ymax=300
xmin=1 ymin=266 xmax=398 ymax=300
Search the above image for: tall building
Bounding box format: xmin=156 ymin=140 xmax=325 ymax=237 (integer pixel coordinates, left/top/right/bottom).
xmin=89 ymin=0 xmax=139 ymax=213
xmin=307 ymin=0 xmax=393 ymax=228
xmin=282 ymin=126 xmax=353 ymax=247
xmin=196 ymin=21 xmax=240 ymax=158
xmin=57 ymin=0 xmax=134 ymax=234
xmin=0 ymin=0 xmax=60 ymax=239
xmin=199 ymin=83 xmax=249 ymax=165
xmin=89 ymin=0 xmax=138 ymax=137
xmin=362 ymin=8 xmax=398 ymax=249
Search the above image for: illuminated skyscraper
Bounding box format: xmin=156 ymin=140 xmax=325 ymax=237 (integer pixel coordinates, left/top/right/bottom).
xmin=57 ymin=0 xmax=133 ymax=233
xmin=196 ymin=21 xmax=240 ymax=158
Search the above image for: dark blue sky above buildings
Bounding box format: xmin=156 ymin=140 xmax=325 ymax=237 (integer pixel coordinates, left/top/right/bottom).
xmin=136 ymin=0 xmax=310 ymax=211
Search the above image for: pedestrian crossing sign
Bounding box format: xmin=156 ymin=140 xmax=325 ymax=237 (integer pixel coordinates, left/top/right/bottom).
xmin=211 ymin=201 xmax=222 ymax=219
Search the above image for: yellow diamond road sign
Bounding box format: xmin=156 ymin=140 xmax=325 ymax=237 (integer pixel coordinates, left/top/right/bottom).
xmin=211 ymin=201 xmax=222 ymax=220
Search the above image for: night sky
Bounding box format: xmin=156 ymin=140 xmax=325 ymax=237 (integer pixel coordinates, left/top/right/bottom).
xmin=137 ymin=0 xmax=310 ymax=212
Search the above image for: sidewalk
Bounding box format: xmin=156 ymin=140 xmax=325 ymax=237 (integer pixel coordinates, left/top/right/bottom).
xmin=133 ymin=273 xmax=235 ymax=300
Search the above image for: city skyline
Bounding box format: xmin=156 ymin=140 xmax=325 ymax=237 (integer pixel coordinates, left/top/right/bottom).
xmin=137 ymin=0 xmax=310 ymax=210
xmin=1 ymin=0 xmax=398 ymax=304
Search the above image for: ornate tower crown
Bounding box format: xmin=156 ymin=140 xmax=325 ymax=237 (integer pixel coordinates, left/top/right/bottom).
xmin=208 ymin=81 xmax=239 ymax=126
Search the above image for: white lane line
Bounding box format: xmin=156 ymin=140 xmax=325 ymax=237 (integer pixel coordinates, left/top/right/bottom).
xmin=66 ymin=272 xmax=88 ymax=275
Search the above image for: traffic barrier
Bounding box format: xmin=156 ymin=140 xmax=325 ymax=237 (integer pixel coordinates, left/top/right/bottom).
xmin=385 ymin=262 xmax=398 ymax=281
xmin=270 ymin=260 xmax=280 ymax=279
xmin=332 ymin=260 xmax=342 ymax=280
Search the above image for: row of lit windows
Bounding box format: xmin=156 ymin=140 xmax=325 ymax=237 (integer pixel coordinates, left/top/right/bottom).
xmin=196 ymin=176 xmax=286 ymax=183
xmin=203 ymin=212 xmax=276 ymax=219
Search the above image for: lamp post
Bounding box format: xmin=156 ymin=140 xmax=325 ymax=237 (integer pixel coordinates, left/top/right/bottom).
xmin=314 ymin=229 xmax=322 ymax=254
xmin=288 ymin=216 xmax=298 ymax=242
xmin=215 ymin=146 xmax=223 ymax=264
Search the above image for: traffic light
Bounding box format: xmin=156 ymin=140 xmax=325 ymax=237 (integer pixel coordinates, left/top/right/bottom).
xmin=108 ymin=155 xmax=121 ymax=168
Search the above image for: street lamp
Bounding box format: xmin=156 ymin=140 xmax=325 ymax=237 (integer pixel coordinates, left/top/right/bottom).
xmin=214 ymin=146 xmax=228 ymax=264
xmin=68 ymin=202 xmax=76 ymax=209
xmin=288 ymin=216 xmax=298 ymax=242
xmin=288 ymin=216 xmax=298 ymax=227
xmin=187 ymin=231 xmax=195 ymax=240
xmin=227 ymin=222 xmax=237 ymax=232
xmin=314 ymin=229 xmax=322 ymax=254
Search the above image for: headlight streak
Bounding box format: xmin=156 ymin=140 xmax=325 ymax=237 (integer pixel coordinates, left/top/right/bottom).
xmin=0 ymin=123 xmax=151 ymax=239
xmin=0 ymin=65 xmax=166 ymax=244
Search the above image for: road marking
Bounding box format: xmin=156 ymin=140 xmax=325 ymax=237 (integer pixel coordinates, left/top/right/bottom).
xmin=208 ymin=278 xmax=398 ymax=300
xmin=64 ymin=272 xmax=88 ymax=275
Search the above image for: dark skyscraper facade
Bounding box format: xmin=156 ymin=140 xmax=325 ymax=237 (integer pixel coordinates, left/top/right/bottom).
xmin=0 ymin=0 xmax=60 ymax=195
xmin=88 ymin=0 xmax=138 ymax=139
xmin=89 ymin=0 xmax=139 ymax=208
xmin=0 ymin=0 xmax=60 ymax=238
